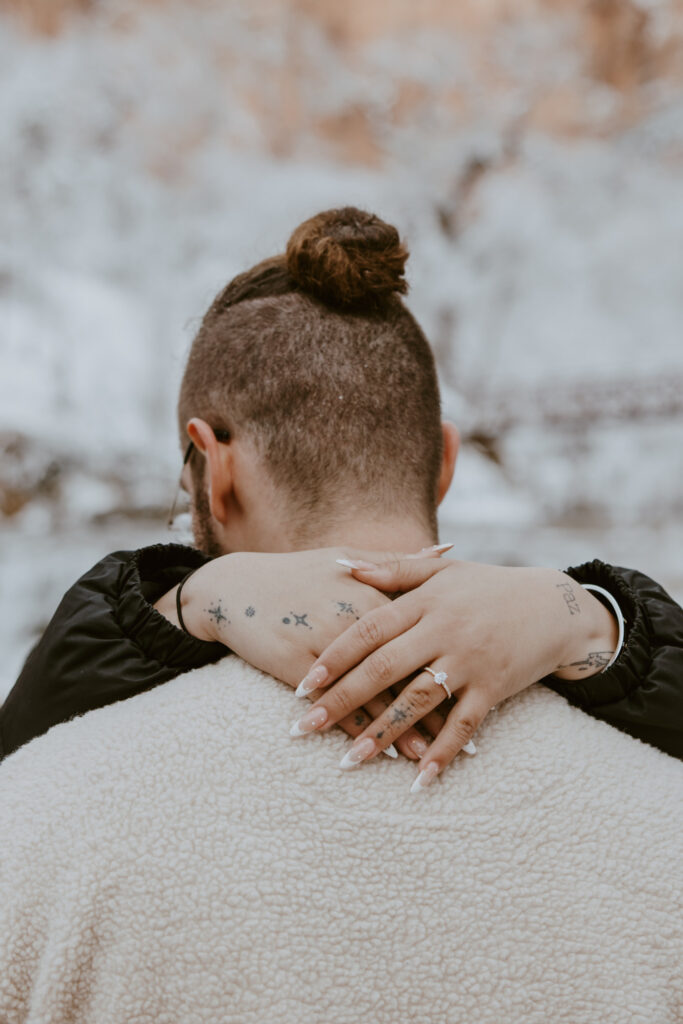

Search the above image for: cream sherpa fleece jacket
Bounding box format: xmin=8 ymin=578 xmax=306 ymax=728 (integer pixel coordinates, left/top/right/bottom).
xmin=0 ymin=656 xmax=682 ymax=1024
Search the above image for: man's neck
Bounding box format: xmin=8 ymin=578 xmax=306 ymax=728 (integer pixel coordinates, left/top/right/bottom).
xmin=283 ymin=515 xmax=437 ymax=556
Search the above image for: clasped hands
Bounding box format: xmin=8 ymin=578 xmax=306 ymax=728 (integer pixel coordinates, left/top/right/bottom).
xmin=161 ymin=546 xmax=618 ymax=793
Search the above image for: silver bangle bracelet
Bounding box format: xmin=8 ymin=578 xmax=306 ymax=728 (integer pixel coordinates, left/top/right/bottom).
xmin=580 ymin=583 xmax=626 ymax=671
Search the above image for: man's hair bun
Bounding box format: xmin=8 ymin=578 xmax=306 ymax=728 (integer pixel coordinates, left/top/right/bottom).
xmin=286 ymin=207 xmax=409 ymax=310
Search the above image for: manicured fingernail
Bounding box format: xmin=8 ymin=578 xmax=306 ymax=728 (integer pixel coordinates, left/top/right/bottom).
xmin=339 ymin=736 xmax=376 ymax=770
xmin=410 ymin=762 xmax=440 ymax=794
xmin=408 ymin=737 xmax=429 ymax=758
xmin=406 ymin=542 xmax=454 ymax=559
xmin=463 ymin=740 xmax=477 ymax=755
xmin=336 ymin=558 xmax=379 ymax=572
xmin=289 ymin=706 xmax=328 ymax=737
xmin=383 ymin=744 xmax=398 ymax=759
xmin=295 ymin=665 xmax=329 ymax=697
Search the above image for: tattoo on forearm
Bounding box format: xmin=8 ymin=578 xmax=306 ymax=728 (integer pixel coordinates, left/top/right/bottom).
xmin=281 ymin=611 xmax=313 ymax=630
xmin=556 ymin=581 xmax=581 ymax=616
xmin=206 ymin=600 xmax=229 ymax=626
xmin=336 ymin=600 xmax=360 ymax=620
xmin=559 ymin=650 xmax=614 ymax=672
xmin=245 ymin=606 xmax=256 ymax=618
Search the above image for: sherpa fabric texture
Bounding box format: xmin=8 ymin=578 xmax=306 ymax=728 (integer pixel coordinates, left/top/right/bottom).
xmin=1 ymin=657 xmax=682 ymax=1024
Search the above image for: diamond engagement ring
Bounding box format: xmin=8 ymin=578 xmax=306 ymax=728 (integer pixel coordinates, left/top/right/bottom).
xmin=424 ymin=666 xmax=451 ymax=699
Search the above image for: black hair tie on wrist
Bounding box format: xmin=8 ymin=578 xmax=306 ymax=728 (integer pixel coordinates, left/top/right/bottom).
xmin=176 ymin=568 xmax=199 ymax=636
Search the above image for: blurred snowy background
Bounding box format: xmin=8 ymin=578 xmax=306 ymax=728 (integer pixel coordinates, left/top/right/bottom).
xmin=2 ymin=0 xmax=683 ymax=699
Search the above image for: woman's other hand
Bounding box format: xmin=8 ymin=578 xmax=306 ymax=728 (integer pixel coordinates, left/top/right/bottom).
xmin=291 ymin=556 xmax=619 ymax=789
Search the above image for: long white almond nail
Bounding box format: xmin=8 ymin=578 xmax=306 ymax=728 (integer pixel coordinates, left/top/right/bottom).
xmin=463 ymin=740 xmax=477 ymax=755
xmin=406 ymin=542 xmax=454 ymax=559
xmin=336 ymin=558 xmax=378 ymax=572
xmin=383 ymin=744 xmax=398 ymax=759
xmin=289 ymin=706 xmax=328 ymax=737
xmin=410 ymin=762 xmax=440 ymax=794
xmin=295 ymin=665 xmax=328 ymax=697
xmin=339 ymin=737 xmax=376 ymax=770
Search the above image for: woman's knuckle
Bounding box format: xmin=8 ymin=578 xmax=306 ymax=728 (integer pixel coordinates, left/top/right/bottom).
xmin=452 ymin=715 xmax=477 ymax=742
xmin=357 ymin=616 xmax=383 ymax=648
xmin=330 ymin=689 xmax=355 ymax=718
xmin=410 ymin=681 xmax=437 ymax=711
xmin=366 ymin=649 xmax=393 ymax=686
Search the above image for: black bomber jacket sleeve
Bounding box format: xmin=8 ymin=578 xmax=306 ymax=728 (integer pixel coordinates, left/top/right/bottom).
xmin=545 ymin=560 xmax=683 ymax=760
xmin=1 ymin=546 xmax=681 ymax=762
xmin=0 ymin=544 xmax=225 ymax=761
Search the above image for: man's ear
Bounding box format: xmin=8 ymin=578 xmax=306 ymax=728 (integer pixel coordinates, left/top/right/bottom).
xmin=437 ymin=421 xmax=459 ymax=505
xmin=186 ymin=418 xmax=234 ymax=524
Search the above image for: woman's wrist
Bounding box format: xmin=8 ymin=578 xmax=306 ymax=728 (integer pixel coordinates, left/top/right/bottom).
xmin=179 ymin=555 xmax=238 ymax=643
xmin=551 ymin=573 xmax=620 ymax=680
xmin=154 ymin=554 xmax=235 ymax=644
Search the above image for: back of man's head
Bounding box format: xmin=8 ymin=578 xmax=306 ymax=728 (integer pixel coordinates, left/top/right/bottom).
xmin=178 ymin=208 xmax=443 ymax=541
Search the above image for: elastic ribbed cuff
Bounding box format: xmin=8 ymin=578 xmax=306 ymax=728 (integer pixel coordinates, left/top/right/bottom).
xmin=115 ymin=543 xmax=225 ymax=670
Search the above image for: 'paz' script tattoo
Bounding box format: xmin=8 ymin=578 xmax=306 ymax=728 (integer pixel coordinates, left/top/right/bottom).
xmin=556 ymin=580 xmax=581 ymax=616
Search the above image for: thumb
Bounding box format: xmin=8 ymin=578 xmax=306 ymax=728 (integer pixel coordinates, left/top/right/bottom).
xmin=336 ymin=554 xmax=450 ymax=592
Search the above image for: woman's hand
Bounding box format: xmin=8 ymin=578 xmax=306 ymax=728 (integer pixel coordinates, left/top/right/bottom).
xmin=154 ymin=546 xmax=449 ymax=758
xmin=291 ymin=556 xmax=619 ymax=790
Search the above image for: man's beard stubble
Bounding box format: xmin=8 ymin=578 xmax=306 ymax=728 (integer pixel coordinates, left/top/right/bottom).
xmin=191 ymin=484 xmax=224 ymax=559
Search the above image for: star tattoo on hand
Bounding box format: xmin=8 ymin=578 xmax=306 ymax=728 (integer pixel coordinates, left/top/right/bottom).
xmin=336 ymin=600 xmax=360 ymax=620
xmin=282 ymin=611 xmax=313 ymax=629
xmin=206 ymin=600 xmax=229 ymax=626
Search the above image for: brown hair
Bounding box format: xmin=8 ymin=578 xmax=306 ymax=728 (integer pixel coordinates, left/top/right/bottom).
xmin=178 ymin=207 xmax=443 ymax=538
